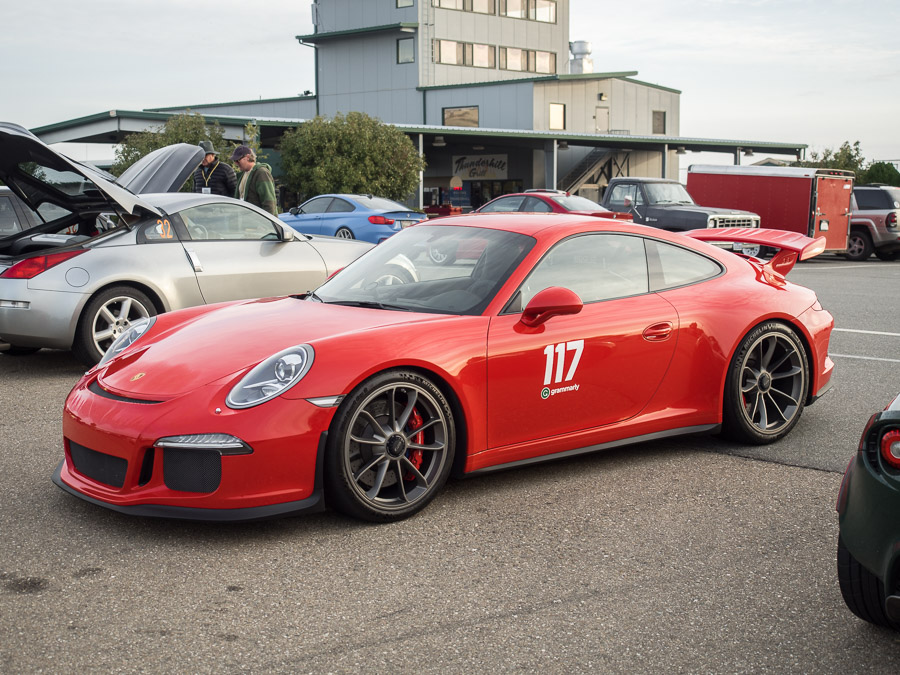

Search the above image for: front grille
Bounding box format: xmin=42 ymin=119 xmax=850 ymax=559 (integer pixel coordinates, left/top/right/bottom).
xmin=711 ymin=217 xmax=759 ymax=228
xmin=68 ymin=441 xmax=128 ymax=488
xmin=163 ymin=448 xmax=221 ymax=493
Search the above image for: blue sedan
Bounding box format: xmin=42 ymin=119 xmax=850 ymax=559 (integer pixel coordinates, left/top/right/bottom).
xmin=279 ymin=194 xmax=427 ymax=244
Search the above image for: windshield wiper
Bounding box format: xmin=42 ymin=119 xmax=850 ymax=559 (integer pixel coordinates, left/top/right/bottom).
xmin=330 ymin=300 xmax=414 ymax=312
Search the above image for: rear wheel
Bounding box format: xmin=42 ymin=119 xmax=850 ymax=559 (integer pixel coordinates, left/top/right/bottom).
xmin=325 ymin=370 xmax=455 ymax=522
xmin=845 ymin=230 xmax=873 ymax=261
xmin=837 ymin=536 xmax=900 ymax=630
xmin=335 ymin=227 xmax=354 ymax=239
xmin=73 ymin=286 xmax=156 ymax=366
xmin=722 ymin=322 xmax=808 ymax=444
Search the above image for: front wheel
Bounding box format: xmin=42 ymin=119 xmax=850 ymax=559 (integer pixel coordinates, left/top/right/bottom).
xmin=73 ymin=286 xmax=156 ymax=366
xmin=837 ymin=536 xmax=900 ymax=630
xmin=325 ymin=370 xmax=456 ymax=522
xmin=722 ymin=322 xmax=808 ymax=444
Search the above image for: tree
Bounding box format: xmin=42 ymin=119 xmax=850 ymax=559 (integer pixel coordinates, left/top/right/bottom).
xmin=859 ymin=161 xmax=900 ymax=186
xmin=795 ymin=141 xmax=865 ymax=175
xmin=110 ymin=112 xmax=226 ymax=187
xmin=279 ymin=112 xmax=425 ymax=202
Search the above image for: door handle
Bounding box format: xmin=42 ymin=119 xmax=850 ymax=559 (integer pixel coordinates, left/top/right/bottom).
xmin=186 ymin=249 xmax=203 ymax=272
xmin=643 ymin=321 xmax=673 ymax=341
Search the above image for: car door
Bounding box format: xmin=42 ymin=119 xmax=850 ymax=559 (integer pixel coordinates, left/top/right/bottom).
xmin=177 ymin=202 xmax=327 ymax=304
xmin=287 ymin=196 xmax=332 ymax=235
xmin=320 ymin=196 xmax=357 ymax=235
xmin=486 ymin=233 xmax=678 ymax=450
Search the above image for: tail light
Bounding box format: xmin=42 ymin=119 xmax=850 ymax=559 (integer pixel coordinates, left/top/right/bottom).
xmin=368 ymin=215 xmax=394 ymax=225
xmin=882 ymin=429 xmax=900 ymax=469
xmin=1 ymin=249 xmax=87 ymax=280
xmin=886 ymin=212 xmax=898 ymax=229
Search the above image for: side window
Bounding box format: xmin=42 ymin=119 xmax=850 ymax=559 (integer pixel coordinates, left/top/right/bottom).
xmin=326 ymin=198 xmax=356 ymax=213
xmin=481 ymin=195 xmax=526 ymax=212
xmin=853 ymin=189 xmax=887 ymax=210
xmin=607 ymin=183 xmax=636 ymax=210
xmin=519 ymin=234 xmax=648 ymax=307
xmin=141 ymin=217 xmax=179 ymax=242
xmin=522 ymin=196 xmax=553 ymax=212
xmin=0 ymin=196 xmax=20 ymax=235
xmin=649 ymin=240 xmax=722 ymax=290
xmin=180 ymin=203 xmax=280 ymax=241
xmin=301 ymin=197 xmax=332 ymax=214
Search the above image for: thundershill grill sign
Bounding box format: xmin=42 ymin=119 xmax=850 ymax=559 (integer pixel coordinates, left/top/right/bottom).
xmin=453 ymin=155 xmax=508 ymax=180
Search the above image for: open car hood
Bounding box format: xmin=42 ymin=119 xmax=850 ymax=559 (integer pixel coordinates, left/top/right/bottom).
xmin=0 ymin=122 xmax=203 ymax=222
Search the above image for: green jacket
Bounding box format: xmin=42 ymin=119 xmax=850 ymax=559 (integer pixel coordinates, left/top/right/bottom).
xmin=236 ymin=162 xmax=277 ymax=216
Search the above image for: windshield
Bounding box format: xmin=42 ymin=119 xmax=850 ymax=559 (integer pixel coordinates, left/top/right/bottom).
xmin=550 ymin=194 xmax=606 ymax=212
xmin=644 ymin=183 xmax=694 ymax=205
xmin=313 ymin=224 xmax=535 ymax=315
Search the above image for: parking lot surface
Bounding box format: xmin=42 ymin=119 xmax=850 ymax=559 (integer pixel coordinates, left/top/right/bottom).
xmin=1 ymin=257 xmax=899 ymax=672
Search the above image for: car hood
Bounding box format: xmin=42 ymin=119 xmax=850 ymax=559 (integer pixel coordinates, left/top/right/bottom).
xmin=647 ymin=204 xmax=755 ymax=216
xmin=0 ymin=122 xmax=203 ymax=220
xmin=97 ymin=297 xmax=443 ymax=398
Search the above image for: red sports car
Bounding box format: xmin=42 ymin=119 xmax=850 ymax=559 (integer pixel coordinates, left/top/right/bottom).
xmin=54 ymin=215 xmax=834 ymax=522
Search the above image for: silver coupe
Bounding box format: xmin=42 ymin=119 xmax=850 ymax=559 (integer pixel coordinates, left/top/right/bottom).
xmin=0 ymin=122 xmax=372 ymax=365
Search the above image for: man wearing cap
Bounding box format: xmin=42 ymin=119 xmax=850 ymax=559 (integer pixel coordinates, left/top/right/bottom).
xmin=192 ymin=140 xmax=237 ymax=197
xmin=231 ymin=145 xmax=278 ymax=216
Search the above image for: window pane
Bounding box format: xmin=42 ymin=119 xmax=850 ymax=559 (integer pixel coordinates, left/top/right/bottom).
xmin=503 ymin=0 xmax=526 ymax=17
xmin=0 ymin=197 xmax=21 ymax=235
xmin=652 ymin=110 xmax=666 ymax=134
xmin=535 ymin=50 xmax=554 ymax=73
xmin=473 ymin=43 xmax=494 ymax=68
xmin=397 ymin=37 xmax=415 ymax=63
xmin=534 ymin=0 xmax=556 ymax=22
xmin=398 ymin=0 xmax=414 ymax=7
xmin=480 ymin=195 xmax=526 ymax=212
xmin=443 ymin=106 xmax=479 ymax=127
xmin=300 ymin=197 xmax=332 ymax=214
xmin=549 ymin=103 xmax=565 ymax=130
xmin=326 ymin=198 xmax=355 ymax=213
xmin=521 ymin=234 xmax=648 ymax=305
xmin=181 ymin=204 xmax=279 ymax=241
xmin=472 ymin=0 xmax=494 ymax=13
xmin=652 ymin=241 xmax=722 ymax=290
xmin=501 ymin=47 xmax=525 ymax=71
xmin=437 ymin=40 xmax=459 ymax=64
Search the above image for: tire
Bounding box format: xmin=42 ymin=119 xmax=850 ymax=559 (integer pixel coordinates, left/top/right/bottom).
xmin=722 ymin=322 xmax=809 ymax=444
xmin=335 ymin=227 xmax=355 ymax=239
xmin=73 ymin=286 xmax=156 ymax=366
xmin=837 ymin=536 xmax=900 ymax=630
xmin=875 ymin=250 xmax=899 ymax=262
xmin=372 ymin=263 xmax=414 ymax=286
xmin=844 ymin=230 xmax=873 ymax=261
xmin=325 ymin=370 xmax=456 ymax=522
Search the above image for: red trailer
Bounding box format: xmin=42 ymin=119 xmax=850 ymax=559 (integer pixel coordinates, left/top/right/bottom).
xmin=686 ymin=165 xmax=854 ymax=253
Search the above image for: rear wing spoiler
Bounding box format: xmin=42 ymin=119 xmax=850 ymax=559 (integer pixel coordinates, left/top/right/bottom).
xmin=686 ymin=228 xmax=826 ymax=276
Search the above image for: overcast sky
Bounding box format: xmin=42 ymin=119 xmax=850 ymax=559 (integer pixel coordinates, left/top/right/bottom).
xmin=3 ymin=0 xmax=898 ymax=165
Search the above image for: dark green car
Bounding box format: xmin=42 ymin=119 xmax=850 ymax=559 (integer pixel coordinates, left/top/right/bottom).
xmin=837 ymin=394 xmax=900 ymax=630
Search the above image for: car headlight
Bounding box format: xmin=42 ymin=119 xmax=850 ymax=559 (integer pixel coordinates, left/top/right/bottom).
xmin=226 ymin=344 xmax=315 ymax=409
xmin=97 ymin=316 xmax=156 ymax=367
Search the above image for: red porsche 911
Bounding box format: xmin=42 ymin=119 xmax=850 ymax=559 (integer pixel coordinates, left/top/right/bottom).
xmin=54 ymin=214 xmax=834 ymax=522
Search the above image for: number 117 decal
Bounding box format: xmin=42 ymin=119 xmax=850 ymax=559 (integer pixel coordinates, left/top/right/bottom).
xmin=543 ymin=340 xmax=584 ymax=385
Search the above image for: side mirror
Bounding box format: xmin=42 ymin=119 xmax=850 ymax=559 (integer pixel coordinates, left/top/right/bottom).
xmin=279 ymin=224 xmax=295 ymax=241
xmin=289 ymin=207 xmax=300 ymax=216
xmin=520 ymin=286 xmax=583 ymax=327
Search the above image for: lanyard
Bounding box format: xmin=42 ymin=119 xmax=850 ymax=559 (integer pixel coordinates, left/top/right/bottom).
xmin=202 ymin=160 xmax=219 ymax=187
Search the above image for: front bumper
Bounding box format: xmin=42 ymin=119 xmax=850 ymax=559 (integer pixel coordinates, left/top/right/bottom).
xmin=55 ymin=373 xmax=337 ymax=520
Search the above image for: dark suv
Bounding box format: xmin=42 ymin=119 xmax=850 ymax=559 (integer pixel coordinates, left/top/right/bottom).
xmin=848 ymin=185 xmax=900 ymax=261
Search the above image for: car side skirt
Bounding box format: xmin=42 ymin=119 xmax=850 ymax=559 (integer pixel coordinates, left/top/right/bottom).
xmin=466 ymin=423 xmax=720 ymax=476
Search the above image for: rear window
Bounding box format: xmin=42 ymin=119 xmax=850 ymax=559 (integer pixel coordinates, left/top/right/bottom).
xmin=854 ymin=188 xmax=897 ymax=210
xmin=550 ymin=195 xmax=605 ymax=212
xmin=352 ymin=196 xmax=410 ymax=211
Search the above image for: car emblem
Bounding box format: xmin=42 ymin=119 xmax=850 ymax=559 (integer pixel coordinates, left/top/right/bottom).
xmin=130 ymin=372 xmax=146 ymax=382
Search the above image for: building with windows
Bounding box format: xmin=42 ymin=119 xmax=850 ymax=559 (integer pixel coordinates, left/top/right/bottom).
xmin=32 ymin=0 xmax=805 ymax=209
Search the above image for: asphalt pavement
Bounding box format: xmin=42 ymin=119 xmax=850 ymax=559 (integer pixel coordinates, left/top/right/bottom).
xmin=1 ymin=257 xmax=899 ymax=673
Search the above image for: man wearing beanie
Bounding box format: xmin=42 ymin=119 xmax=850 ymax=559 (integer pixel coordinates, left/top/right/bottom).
xmin=230 ymin=145 xmax=277 ymax=216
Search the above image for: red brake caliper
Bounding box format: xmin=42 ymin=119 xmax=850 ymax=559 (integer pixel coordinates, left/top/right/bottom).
xmin=404 ymin=408 xmax=425 ymax=480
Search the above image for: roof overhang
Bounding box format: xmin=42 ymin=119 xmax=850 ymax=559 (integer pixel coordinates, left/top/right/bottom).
xmin=297 ymin=23 xmax=418 ymax=45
